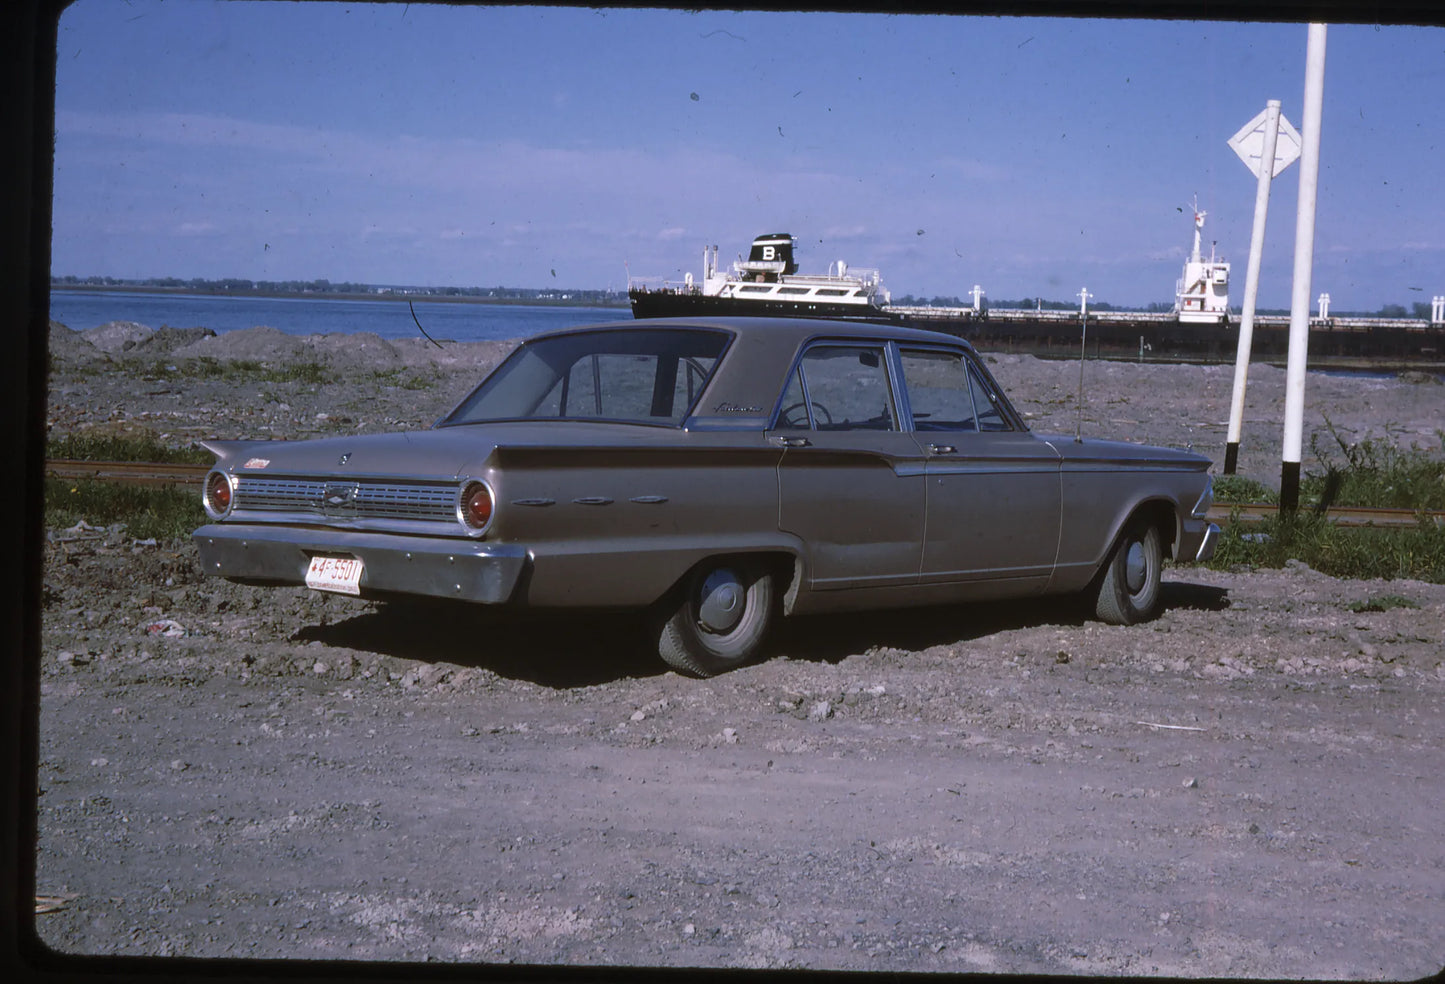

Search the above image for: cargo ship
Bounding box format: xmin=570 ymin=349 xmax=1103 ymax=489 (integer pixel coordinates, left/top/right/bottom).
xmin=628 ymin=221 xmax=1445 ymax=366
xmin=628 ymin=233 xmax=892 ymax=322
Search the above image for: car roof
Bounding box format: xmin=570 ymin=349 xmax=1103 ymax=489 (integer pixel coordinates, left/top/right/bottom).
xmin=515 ymin=316 xmax=989 ymax=430
xmin=530 ymin=315 xmax=980 ymax=352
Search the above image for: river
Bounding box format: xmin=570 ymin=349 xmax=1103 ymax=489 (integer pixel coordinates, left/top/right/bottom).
xmin=48 ymin=289 xmax=628 ymax=344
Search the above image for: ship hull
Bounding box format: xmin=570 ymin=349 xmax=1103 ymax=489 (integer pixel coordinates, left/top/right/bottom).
xmin=915 ymin=312 xmax=1445 ymax=366
xmin=629 ymin=289 xmax=904 ymax=324
xmin=631 ymin=290 xmax=1445 ymax=368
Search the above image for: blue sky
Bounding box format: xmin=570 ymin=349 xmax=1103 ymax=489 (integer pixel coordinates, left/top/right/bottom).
xmin=52 ymin=2 xmax=1445 ymax=310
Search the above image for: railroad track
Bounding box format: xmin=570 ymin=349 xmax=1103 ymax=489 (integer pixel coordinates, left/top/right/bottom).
xmin=46 ymin=459 xmax=211 ymax=487
xmin=45 ymin=458 xmax=1445 ymax=529
xmin=1206 ymin=502 xmax=1445 ymax=528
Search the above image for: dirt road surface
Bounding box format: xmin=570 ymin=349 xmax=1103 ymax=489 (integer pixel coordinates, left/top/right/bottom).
xmin=30 ymin=322 xmax=1445 ymax=977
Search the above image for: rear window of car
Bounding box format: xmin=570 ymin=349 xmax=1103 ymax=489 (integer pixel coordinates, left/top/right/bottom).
xmin=441 ymin=328 xmax=732 ymax=427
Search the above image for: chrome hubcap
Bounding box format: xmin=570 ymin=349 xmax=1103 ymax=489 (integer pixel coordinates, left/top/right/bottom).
xmin=697 ymin=568 xmax=745 ymax=633
xmin=1124 ymin=540 xmax=1148 ymax=594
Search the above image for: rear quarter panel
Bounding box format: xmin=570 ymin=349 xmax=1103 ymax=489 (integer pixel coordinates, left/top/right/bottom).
xmin=486 ymin=435 xmax=790 ymax=608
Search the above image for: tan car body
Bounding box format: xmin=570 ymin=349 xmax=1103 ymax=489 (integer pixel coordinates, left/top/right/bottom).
xmin=194 ymin=318 xmax=1217 ymax=674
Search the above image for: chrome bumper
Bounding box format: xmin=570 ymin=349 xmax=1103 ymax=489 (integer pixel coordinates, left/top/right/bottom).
xmin=193 ymin=524 xmax=529 ymax=604
xmin=1188 ymin=520 xmax=1221 ymax=563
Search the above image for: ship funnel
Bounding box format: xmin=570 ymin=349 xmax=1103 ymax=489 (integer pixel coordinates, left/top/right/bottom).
xmin=738 ymin=233 xmax=798 ymax=279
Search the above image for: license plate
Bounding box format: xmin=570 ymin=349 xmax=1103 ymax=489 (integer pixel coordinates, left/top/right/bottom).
xmin=305 ymin=555 xmax=364 ymax=595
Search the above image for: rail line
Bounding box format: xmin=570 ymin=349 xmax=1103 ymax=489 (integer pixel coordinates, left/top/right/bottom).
xmin=44 ymin=458 xmax=1445 ymax=529
xmin=1204 ymin=503 xmax=1444 ymax=528
xmin=46 ymin=459 xmax=211 ymax=486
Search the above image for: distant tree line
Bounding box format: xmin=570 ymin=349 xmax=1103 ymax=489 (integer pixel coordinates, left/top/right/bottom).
xmin=893 ymin=293 xmax=1133 ymax=312
xmin=50 ymin=275 xmax=627 ymax=306
xmin=891 ymin=291 xmax=1437 ymax=319
xmin=50 ymin=276 xmax=1435 ymax=319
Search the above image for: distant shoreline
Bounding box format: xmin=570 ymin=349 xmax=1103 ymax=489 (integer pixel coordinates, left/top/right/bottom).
xmin=49 ymin=283 xmax=630 ymax=309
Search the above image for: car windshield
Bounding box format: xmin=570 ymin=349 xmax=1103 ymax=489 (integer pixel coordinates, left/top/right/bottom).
xmin=440 ymin=327 xmax=731 ymax=427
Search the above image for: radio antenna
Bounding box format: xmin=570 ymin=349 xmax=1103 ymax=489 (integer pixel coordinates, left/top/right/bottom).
xmin=1075 ymin=287 xmax=1093 ymax=442
xmin=409 ymin=300 xmax=444 ymax=350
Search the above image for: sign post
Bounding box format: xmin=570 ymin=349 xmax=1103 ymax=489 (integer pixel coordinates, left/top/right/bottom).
xmin=1281 ymin=24 xmax=1328 ymax=513
xmin=1223 ymin=101 xmax=1302 ymax=474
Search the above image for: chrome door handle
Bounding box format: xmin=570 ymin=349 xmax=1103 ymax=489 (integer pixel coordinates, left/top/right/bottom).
xmin=772 ymin=436 xmax=811 ymax=448
xmin=927 ymin=443 xmax=957 ymax=455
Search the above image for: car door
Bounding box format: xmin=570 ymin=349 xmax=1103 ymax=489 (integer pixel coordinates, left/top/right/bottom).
xmin=896 ymin=346 xmax=1062 ymax=590
xmin=771 ymin=342 xmax=927 ymax=592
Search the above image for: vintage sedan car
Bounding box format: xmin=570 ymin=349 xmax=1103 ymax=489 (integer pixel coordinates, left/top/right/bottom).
xmin=193 ymin=317 xmax=1218 ymax=676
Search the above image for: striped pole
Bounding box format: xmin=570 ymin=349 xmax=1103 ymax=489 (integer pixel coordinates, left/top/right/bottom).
xmin=1281 ymin=24 xmax=1327 ymax=513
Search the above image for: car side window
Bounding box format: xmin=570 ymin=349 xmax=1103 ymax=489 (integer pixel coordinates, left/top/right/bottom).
xmin=899 ymin=350 xmax=976 ymax=431
xmin=967 ymin=360 xmax=1009 ymax=431
xmin=899 ymin=348 xmax=1012 ymax=433
xmin=779 ymin=345 xmax=895 ymax=431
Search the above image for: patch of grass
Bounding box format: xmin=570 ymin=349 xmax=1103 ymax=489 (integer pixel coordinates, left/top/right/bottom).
xmin=115 ymin=357 xmax=333 ymax=386
xmin=274 ymin=361 xmax=330 ymax=385
xmin=1345 ymin=594 xmax=1421 ymax=614
xmin=1207 ymin=512 xmax=1445 ymax=583
xmin=1206 ymin=424 xmax=1445 ymax=583
xmin=45 ymin=477 xmax=203 ymax=542
xmin=1212 ymin=474 xmax=1276 ymax=505
xmin=47 ymin=431 xmax=212 ymax=465
xmin=1304 ymin=421 xmax=1445 ymax=510
xmin=369 ymin=368 xmax=436 ymax=391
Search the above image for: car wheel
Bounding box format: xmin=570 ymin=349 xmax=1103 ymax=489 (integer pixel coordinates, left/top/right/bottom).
xmin=656 ymin=561 xmax=775 ymax=677
xmin=1094 ymin=518 xmax=1163 ymax=625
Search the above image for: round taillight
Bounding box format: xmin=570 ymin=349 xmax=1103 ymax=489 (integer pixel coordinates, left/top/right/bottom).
xmin=460 ymin=481 xmax=493 ymax=533
xmin=204 ymin=471 xmax=234 ymax=517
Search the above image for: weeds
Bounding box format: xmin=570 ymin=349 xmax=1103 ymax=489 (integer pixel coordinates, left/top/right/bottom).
xmin=1212 ymin=474 xmax=1276 ymax=505
xmin=45 ymin=477 xmax=202 ymax=542
xmin=1208 ymin=510 xmax=1445 ymax=583
xmin=1304 ymin=419 xmax=1445 ymax=510
xmin=115 ymin=358 xmax=333 ymax=386
xmin=1208 ymin=422 xmax=1445 ymax=583
xmin=1345 ymin=594 xmax=1420 ymax=614
xmin=47 ymin=431 xmax=212 ymax=465
xmin=369 ymin=367 xmax=437 ymax=390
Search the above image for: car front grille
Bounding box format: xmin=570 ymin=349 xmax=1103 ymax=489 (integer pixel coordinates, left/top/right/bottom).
xmin=234 ymin=475 xmax=458 ymax=523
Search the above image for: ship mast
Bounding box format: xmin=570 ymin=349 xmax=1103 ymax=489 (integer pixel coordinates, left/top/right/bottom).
xmin=1189 ymin=196 xmax=1206 ymax=264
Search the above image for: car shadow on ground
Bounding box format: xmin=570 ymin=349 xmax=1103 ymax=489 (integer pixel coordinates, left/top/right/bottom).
xmin=292 ymin=601 xmax=670 ymax=688
xmin=292 ymin=581 xmax=1231 ymax=687
xmin=768 ymin=580 xmax=1231 ymax=667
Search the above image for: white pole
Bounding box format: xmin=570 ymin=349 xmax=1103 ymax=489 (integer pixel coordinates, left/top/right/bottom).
xmin=1224 ymin=100 xmax=1283 ymax=475
xmin=1075 ymin=287 xmax=1092 ymax=443
xmin=1281 ymin=24 xmax=1327 ymax=512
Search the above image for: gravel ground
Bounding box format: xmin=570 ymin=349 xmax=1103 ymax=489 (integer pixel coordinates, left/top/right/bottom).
xmin=31 ymin=319 xmax=1445 ymax=977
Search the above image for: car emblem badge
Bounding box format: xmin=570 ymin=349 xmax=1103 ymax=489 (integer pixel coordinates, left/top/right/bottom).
xmin=338 ymin=452 xmax=352 ymax=465
xmin=321 ymin=482 xmax=360 ymax=515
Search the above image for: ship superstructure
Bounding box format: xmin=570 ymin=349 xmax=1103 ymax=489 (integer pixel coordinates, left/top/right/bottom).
xmin=1174 ymin=204 xmax=1231 ymax=324
xmin=629 ymin=234 xmax=891 ymax=321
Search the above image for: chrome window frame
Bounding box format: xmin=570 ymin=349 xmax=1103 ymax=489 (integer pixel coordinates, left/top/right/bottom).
xmin=769 ymin=338 xmax=901 ymax=433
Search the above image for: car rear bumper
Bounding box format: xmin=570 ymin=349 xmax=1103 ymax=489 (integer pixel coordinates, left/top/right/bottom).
xmin=1183 ymin=519 xmax=1221 ymax=563
xmin=193 ymin=524 xmax=529 ymax=604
